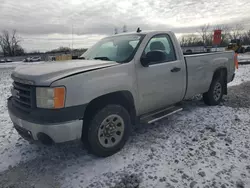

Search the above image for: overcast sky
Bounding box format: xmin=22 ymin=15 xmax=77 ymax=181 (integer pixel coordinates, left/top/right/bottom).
xmin=1 ymin=0 xmax=250 ymax=52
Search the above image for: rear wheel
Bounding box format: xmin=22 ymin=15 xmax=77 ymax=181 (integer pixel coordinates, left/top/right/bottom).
xmin=84 ymin=104 xmax=131 ymax=157
xmin=241 ymin=47 xmax=246 ymax=53
xmin=203 ymin=77 xmax=224 ymax=106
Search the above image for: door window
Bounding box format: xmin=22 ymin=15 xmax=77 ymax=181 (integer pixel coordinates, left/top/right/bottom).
xmin=144 ymin=34 xmax=177 ymax=63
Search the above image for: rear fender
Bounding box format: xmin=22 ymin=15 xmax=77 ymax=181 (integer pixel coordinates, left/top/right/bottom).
xmin=211 ymin=67 xmax=228 ymax=94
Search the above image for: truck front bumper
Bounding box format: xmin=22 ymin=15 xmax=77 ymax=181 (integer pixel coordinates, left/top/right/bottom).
xmin=9 ymin=110 xmax=83 ymax=143
xmin=8 ymin=97 xmax=85 ymax=143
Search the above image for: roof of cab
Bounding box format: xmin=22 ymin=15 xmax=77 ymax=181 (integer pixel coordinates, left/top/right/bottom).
xmin=112 ymin=30 xmax=171 ymax=36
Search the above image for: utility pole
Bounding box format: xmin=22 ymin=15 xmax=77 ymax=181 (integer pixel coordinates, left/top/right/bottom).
xmin=72 ymin=24 xmax=74 ymax=51
xmin=122 ymin=25 xmax=127 ymax=32
xmin=114 ymin=27 xmax=118 ymax=35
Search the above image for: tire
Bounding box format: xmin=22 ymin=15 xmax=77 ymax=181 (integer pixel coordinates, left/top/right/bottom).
xmin=203 ymin=77 xmax=224 ymax=106
xmin=241 ymin=47 xmax=246 ymax=53
xmin=84 ymin=104 xmax=131 ymax=157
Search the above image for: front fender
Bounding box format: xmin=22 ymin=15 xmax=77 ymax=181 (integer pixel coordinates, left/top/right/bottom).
xmin=51 ymin=63 xmax=138 ymax=111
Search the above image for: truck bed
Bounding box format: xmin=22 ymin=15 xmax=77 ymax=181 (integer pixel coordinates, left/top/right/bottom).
xmin=183 ymin=51 xmax=234 ymax=99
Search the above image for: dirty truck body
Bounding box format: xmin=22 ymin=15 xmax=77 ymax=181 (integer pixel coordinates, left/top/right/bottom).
xmin=8 ymin=31 xmax=235 ymax=157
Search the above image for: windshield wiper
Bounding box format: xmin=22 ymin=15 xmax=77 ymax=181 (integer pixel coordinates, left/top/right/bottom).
xmin=94 ymin=57 xmax=111 ymax=61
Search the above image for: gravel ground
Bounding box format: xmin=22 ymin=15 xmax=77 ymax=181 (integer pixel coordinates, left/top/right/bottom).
xmin=0 ymin=65 xmax=250 ymax=188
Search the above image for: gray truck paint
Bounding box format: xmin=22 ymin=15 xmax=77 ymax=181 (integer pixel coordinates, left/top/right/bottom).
xmin=184 ymin=51 xmax=234 ymax=99
xmin=12 ymin=60 xmax=119 ymax=86
xmin=53 ymin=32 xmax=235 ymax=115
xmin=9 ymin=30 xmax=235 ymax=143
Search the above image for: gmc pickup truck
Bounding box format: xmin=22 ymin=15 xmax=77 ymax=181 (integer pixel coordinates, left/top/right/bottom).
xmin=8 ymin=31 xmax=236 ymax=157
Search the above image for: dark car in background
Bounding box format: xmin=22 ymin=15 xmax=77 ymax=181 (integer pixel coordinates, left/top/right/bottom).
xmin=246 ymin=46 xmax=250 ymax=53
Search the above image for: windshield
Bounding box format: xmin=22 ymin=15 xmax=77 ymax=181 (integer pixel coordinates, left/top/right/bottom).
xmin=80 ymin=34 xmax=145 ymax=63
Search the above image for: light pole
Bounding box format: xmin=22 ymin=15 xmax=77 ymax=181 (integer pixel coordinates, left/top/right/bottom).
xmin=72 ymin=24 xmax=74 ymax=51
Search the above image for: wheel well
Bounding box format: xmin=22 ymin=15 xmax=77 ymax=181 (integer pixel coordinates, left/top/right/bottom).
xmin=84 ymin=91 xmax=136 ymax=125
xmin=213 ymin=68 xmax=228 ymax=94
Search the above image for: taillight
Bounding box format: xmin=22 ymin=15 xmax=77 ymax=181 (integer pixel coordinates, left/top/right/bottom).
xmin=234 ymin=52 xmax=238 ymax=69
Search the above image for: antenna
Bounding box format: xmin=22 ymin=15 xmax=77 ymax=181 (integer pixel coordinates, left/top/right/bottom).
xmin=137 ymin=27 xmax=141 ymax=33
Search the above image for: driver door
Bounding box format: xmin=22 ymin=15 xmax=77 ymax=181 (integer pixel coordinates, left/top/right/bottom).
xmin=136 ymin=34 xmax=185 ymax=114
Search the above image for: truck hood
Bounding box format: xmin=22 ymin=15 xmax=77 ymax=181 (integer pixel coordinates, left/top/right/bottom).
xmin=11 ymin=60 xmax=119 ymax=86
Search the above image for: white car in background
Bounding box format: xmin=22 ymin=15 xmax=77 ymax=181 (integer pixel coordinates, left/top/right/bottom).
xmin=30 ymin=56 xmax=41 ymax=62
xmin=6 ymin=59 xmax=12 ymax=62
xmin=23 ymin=56 xmax=42 ymax=62
xmin=0 ymin=58 xmax=12 ymax=63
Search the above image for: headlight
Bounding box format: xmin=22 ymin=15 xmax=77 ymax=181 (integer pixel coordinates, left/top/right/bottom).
xmin=36 ymin=87 xmax=66 ymax=109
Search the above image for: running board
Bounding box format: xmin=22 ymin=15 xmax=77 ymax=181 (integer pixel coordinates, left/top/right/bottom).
xmin=140 ymin=106 xmax=183 ymax=124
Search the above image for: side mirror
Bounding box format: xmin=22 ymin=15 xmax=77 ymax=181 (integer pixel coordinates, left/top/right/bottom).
xmin=140 ymin=50 xmax=166 ymax=67
xmin=140 ymin=56 xmax=150 ymax=67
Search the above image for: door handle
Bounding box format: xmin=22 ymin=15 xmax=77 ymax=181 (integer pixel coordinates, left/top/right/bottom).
xmin=171 ymin=67 xmax=181 ymax=72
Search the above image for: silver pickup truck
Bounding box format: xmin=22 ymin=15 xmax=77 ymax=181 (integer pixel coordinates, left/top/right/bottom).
xmin=8 ymin=31 xmax=236 ymax=157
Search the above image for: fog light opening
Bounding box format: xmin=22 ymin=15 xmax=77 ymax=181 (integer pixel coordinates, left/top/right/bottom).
xmin=37 ymin=133 xmax=54 ymax=145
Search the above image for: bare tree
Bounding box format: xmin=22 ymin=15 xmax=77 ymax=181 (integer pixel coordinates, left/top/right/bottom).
xmin=122 ymin=25 xmax=127 ymax=33
xmin=242 ymin=30 xmax=250 ymax=45
xmin=180 ymin=34 xmax=203 ymax=47
xmin=198 ymin=24 xmax=210 ymax=46
xmin=0 ymin=30 xmax=24 ymax=56
xmin=230 ymin=24 xmax=244 ymax=40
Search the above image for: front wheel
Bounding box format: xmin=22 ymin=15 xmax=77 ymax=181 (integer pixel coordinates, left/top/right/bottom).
xmin=203 ymin=77 xmax=224 ymax=106
xmin=86 ymin=104 xmax=131 ymax=157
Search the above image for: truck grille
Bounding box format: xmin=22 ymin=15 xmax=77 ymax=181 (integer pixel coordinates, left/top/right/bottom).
xmin=12 ymin=81 xmax=35 ymax=112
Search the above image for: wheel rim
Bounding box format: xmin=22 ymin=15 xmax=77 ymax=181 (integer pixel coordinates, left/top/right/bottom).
xmin=213 ymin=82 xmax=222 ymax=101
xmin=98 ymin=114 xmax=125 ymax=148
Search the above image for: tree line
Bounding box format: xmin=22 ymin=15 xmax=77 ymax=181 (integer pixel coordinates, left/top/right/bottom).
xmin=45 ymin=46 xmax=87 ymax=54
xmin=180 ymin=24 xmax=250 ymax=47
xmin=0 ymin=30 xmax=88 ymax=57
xmin=114 ymin=25 xmax=128 ymax=34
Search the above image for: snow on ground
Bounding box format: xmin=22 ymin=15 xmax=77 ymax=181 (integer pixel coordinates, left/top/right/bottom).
xmin=238 ymin=53 xmax=250 ymax=63
xmin=228 ymin=64 xmax=250 ymax=86
xmin=0 ymin=65 xmax=250 ymax=188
